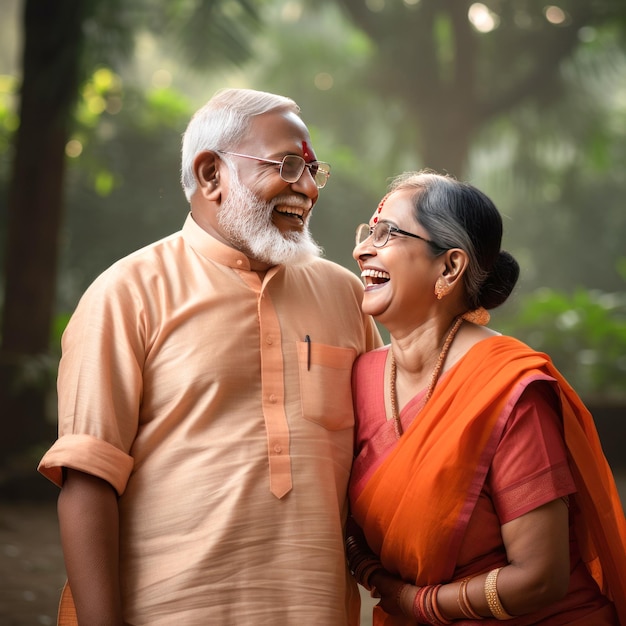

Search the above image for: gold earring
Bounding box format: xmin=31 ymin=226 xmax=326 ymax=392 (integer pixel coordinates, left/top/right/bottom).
xmin=435 ymin=278 xmax=449 ymax=300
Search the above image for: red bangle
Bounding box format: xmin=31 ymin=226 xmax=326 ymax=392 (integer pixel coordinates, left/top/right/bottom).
xmin=431 ymin=584 xmax=452 ymax=624
xmin=413 ymin=585 xmax=430 ymax=623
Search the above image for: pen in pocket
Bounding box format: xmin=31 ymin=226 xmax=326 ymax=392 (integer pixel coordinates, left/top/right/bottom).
xmin=305 ymin=335 xmax=311 ymax=371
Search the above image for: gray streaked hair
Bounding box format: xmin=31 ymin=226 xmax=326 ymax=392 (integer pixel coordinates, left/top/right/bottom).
xmin=390 ymin=170 xmax=519 ymax=311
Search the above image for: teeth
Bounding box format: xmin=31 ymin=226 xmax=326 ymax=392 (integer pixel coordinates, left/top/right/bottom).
xmin=361 ymin=269 xmax=390 ymax=280
xmin=276 ymin=206 xmax=305 ymax=218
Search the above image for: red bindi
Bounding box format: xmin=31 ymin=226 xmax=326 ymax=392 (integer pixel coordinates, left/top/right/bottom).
xmin=377 ymin=193 xmax=389 ymax=213
xmin=302 ymin=140 xmax=311 ymax=161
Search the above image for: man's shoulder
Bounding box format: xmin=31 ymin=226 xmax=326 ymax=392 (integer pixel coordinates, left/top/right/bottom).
xmin=104 ymin=230 xmax=183 ymax=270
xmin=83 ymin=230 xmax=185 ymax=296
xmin=118 ymin=230 xmax=184 ymax=265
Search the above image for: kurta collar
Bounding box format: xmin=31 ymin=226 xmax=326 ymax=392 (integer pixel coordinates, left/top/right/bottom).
xmin=183 ymin=212 xmax=268 ymax=272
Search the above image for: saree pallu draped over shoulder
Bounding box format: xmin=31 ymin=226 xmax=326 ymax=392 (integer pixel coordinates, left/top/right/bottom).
xmin=351 ymin=336 xmax=626 ymax=622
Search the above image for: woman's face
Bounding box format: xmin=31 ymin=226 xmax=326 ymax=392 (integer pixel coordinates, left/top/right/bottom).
xmin=353 ymin=189 xmax=443 ymax=325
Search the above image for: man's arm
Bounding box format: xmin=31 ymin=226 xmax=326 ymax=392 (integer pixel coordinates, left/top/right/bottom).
xmin=58 ymin=468 xmax=123 ymax=626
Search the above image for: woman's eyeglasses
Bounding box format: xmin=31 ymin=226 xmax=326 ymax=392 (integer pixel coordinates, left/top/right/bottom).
xmin=355 ymin=221 xmax=436 ymax=248
xmin=217 ymin=151 xmax=331 ymax=189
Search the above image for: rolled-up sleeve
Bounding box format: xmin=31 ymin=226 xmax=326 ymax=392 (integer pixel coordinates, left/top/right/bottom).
xmin=38 ymin=262 xmax=145 ymax=494
xmin=38 ymin=434 xmax=134 ymax=495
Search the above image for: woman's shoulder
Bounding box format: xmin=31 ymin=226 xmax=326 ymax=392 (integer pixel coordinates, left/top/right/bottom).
xmin=460 ymin=327 xmax=536 ymax=358
xmin=445 ymin=324 xmax=503 ymax=373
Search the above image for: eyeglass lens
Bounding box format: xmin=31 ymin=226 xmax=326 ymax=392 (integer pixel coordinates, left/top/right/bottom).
xmin=281 ymin=156 xmax=329 ymax=189
xmin=356 ymin=223 xmax=390 ymax=247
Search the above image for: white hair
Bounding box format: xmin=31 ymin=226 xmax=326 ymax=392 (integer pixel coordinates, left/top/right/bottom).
xmin=180 ymin=88 xmax=300 ymax=202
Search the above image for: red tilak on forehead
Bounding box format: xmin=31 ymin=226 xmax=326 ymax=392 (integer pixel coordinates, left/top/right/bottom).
xmin=302 ymin=140 xmax=311 ymax=161
xmin=373 ymin=193 xmax=390 ymax=223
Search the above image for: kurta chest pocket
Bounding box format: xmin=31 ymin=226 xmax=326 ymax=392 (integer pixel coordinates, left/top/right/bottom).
xmin=297 ymin=341 xmax=357 ymax=431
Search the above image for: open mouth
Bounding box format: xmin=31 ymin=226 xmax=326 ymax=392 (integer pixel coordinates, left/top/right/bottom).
xmin=361 ymin=268 xmax=390 ymax=287
xmin=274 ymin=206 xmax=305 ymax=224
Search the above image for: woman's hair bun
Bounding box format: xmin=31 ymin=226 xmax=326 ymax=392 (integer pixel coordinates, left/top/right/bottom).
xmin=478 ymin=251 xmax=520 ymax=310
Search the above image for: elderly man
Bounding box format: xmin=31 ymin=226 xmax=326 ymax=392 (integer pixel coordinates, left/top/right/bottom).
xmin=39 ymin=88 xmax=381 ymax=625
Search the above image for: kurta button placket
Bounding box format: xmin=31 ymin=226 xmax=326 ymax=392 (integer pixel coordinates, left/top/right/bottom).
xmin=233 ymin=267 xmax=292 ymax=499
xmin=234 ymin=266 xmax=292 ymax=498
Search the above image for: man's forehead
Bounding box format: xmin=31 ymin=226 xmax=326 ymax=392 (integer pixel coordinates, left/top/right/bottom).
xmin=241 ymin=111 xmax=312 ymax=156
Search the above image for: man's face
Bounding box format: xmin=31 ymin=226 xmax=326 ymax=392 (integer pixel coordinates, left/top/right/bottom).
xmin=217 ymin=166 xmax=322 ymax=266
xmin=216 ymin=110 xmax=324 ymax=265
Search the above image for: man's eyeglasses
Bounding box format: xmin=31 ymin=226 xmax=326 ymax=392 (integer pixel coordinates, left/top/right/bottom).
xmin=216 ymin=151 xmax=331 ymax=189
xmin=355 ymin=221 xmax=436 ymax=248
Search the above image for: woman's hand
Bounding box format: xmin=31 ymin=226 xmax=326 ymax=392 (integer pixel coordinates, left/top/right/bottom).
xmin=369 ymin=569 xmax=419 ymax=618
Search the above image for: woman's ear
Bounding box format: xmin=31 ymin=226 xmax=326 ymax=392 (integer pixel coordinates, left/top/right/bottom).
xmin=440 ymin=248 xmax=469 ymax=289
xmin=193 ymin=151 xmax=222 ymax=201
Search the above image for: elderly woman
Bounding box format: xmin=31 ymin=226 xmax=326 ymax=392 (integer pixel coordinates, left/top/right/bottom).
xmin=347 ymin=171 xmax=626 ymax=625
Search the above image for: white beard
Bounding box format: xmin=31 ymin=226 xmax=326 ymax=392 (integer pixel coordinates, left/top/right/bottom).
xmin=217 ymin=171 xmax=323 ymax=266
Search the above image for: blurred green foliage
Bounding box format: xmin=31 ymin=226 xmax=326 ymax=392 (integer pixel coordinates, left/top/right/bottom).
xmin=57 ymin=74 xmax=192 ymax=309
xmin=497 ymin=279 xmax=626 ymax=399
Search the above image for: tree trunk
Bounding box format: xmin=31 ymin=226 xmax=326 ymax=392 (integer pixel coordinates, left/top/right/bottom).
xmin=0 ymin=0 xmax=86 ymax=473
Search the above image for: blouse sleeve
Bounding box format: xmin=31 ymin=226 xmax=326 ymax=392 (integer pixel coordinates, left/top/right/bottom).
xmin=488 ymin=380 xmax=576 ymax=524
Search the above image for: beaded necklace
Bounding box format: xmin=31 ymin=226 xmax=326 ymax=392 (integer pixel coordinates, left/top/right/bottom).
xmin=390 ymin=316 xmax=464 ymax=438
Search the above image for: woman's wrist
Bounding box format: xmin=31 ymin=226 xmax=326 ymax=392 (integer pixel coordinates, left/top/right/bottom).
xmin=396 ymin=583 xmax=420 ymax=619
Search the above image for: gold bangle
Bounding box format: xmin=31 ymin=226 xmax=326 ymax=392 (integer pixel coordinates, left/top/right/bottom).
xmin=457 ymin=577 xmax=482 ymax=619
xmin=484 ymin=567 xmax=514 ymax=620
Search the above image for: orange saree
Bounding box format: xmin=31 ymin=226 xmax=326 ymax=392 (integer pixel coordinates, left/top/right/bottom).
xmin=350 ymin=336 xmax=626 ymax=624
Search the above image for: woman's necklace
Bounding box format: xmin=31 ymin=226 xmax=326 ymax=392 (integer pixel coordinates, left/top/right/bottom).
xmin=389 ymin=316 xmax=464 ymax=439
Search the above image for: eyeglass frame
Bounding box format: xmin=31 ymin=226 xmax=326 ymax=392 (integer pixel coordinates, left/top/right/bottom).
xmin=216 ymin=150 xmax=331 ymax=189
xmin=355 ymin=221 xmax=439 ymax=248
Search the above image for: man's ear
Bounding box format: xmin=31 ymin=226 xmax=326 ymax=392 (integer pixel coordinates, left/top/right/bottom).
xmin=193 ymin=151 xmax=222 ymax=201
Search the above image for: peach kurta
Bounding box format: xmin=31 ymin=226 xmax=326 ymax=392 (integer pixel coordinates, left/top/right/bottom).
xmin=39 ymin=213 xmax=381 ymax=625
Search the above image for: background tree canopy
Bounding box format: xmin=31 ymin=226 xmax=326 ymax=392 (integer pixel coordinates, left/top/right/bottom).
xmin=0 ymin=0 xmax=625 ymax=485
